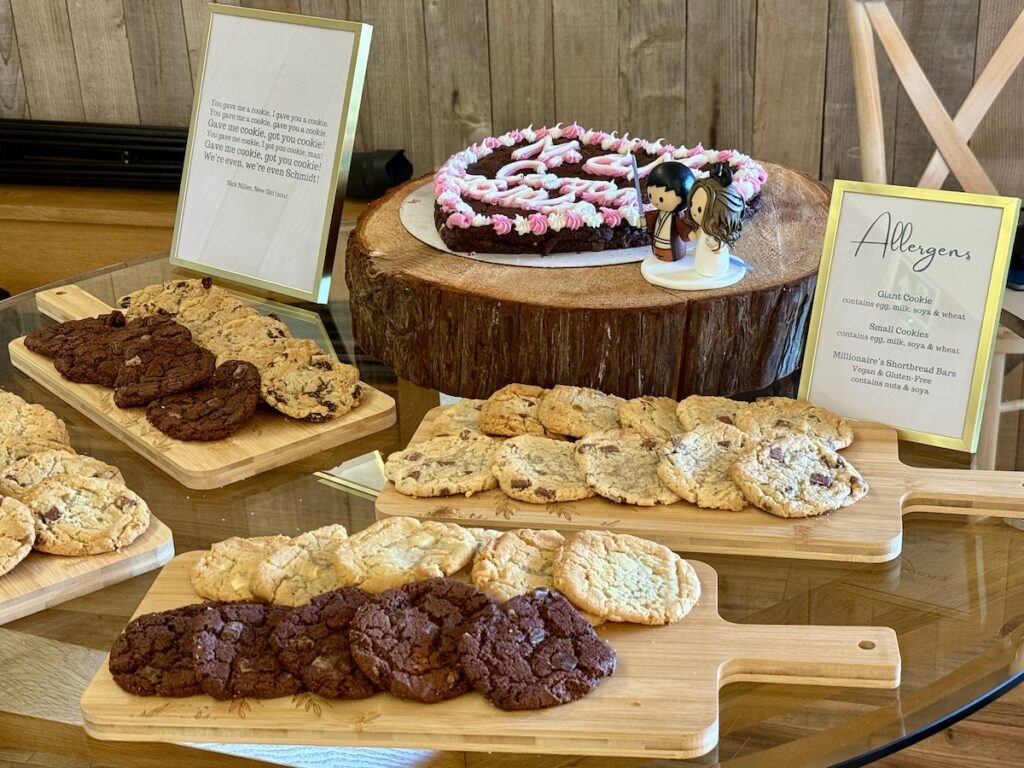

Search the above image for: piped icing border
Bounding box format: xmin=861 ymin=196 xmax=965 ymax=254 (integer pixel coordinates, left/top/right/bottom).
xmin=433 ymin=123 xmax=769 ymax=234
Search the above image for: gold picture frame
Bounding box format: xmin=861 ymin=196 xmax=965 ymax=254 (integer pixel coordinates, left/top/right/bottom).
xmin=799 ymin=180 xmax=1020 ymax=453
xmin=169 ymin=5 xmax=371 ymax=303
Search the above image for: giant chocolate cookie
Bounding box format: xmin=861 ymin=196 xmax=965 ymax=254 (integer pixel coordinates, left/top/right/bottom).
xmin=109 ymin=604 xmax=213 ymax=697
xmin=24 ymin=311 xmax=125 ymax=358
xmin=54 ymin=316 xmax=191 ymax=387
xmin=114 ymin=338 xmax=215 ymax=408
xmin=191 ymin=603 xmax=303 ymax=700
xmin=271 ymin=587 xmax=377 ymax=699
xmin=145 ymin=360 xmax=261 ymax=441
xmin=349 ymin=578 xmax=494 ymax=703
xmin=459 ymin=588 xmax=617 ymax=710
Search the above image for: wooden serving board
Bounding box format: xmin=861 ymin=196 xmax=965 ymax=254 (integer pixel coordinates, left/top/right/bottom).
xmin=80 ymin=551 xmax=900 ymax=759
xmin=0 ymin=516 xmax=173 ymax=625
xmin=8 ymin=286 xmax=397 ymax=490
xmin=376 ymin=406 xmax=1024 ymax=563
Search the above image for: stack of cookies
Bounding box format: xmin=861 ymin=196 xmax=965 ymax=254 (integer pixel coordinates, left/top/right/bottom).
xmin=117 ymin=278 xmax=362 ymax=423
xmin=386 ymin=386 xmax=868 ymax=519
xmin=0 ymin=388 xmax=151 ymax=574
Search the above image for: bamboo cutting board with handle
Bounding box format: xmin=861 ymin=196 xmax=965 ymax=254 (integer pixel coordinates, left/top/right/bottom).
xmin=375 ymin=406 xmax=1024 ymax=563
xmin=80 ymin=551 xmax=900 ymax=759
xmin=8 ymin=286 xmax=397 ymax=490
xmin=0 ymin=515 xmax=173 ymax=625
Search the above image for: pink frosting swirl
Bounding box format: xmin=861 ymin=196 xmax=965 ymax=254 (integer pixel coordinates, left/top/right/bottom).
xmin=600 ymin=207 xmax=622 ymax=226
xmin=445 ymin=212 xmax=473 ymax=229
xmin=561 ymin=122 xmax=583 ymax=139
xmin=717 ymin=149 xmax=734 ymax=160
xmin=483 ymin=136 xmax=502 ymax=149
xmin=590 ymin=130 xmax=610 ymax=145
xmin=507 ymin=129 xmax=523 ymax=143
xmin=535 ymin=126 xmax=548 ymax=139
xmin=685 ymin=143 xmax=705 ymax=157
xmin=527 ymin=212 xmax=549 ymax=235
xmin=564 ymin=210 xmax=583 ymax=230
xmin=491 ymin=214 xmax=512 ymax=235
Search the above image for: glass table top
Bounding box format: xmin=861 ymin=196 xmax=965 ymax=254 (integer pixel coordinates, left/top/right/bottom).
xmin=0 ymin=251 xmax=1022 ymax=768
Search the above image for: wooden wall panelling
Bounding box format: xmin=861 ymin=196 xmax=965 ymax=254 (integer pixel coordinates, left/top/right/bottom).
xmin=240 ymin=0 xmax=302 ymax=12
xmin=357 ymin=0 xmax=433 ymax=175
xmin=487 ymin=0 xmax=555 ymax=134
xmin=423 ymin=0 xmax=493 ymax=167
xmin=180 ymin=0 xmax=212 ymax=83
xmin=972 ymin=0 xmax=1024 ymax=197
xmin=552 ymin=0 xmax=619 ymax=130
xmin=298 ymin=1 xmax=371 ymax=153
xmin=618 ymin=0 xmax=687 ymax=142
xmin=0 ymin=0 xmax=27 ymax=118
xmin=66 ymin=0 xmax=140 ymax=124
xmin=122 ymin=0 xmax=194 ymax=126
xmin=685 ymin=0 xmax=755 ymax=152
xmin=752 ymin=0 xmax=829 ymax=176
xmin=891 ymin=0 xmax=980 ymax=189
xmin=8 ymin=0 xmax=84 ymax=121
xmin=821 ymin=0 xmax=904 ymax=184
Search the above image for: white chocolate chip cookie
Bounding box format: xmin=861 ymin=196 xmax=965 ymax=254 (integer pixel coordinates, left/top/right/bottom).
xmin=190 ymin=534 xmax=293 ymax=601
xmin=735 ymin=397 xmax=855 ymax=450
xmin=730 ymin=434 xmax=868 ymax=518
xmin=0 ymin=402 xmax=70 ymax=445
xmin=23 ymin=475 xmax=150 ymax=556
xmin=492 ymin=434 xmax=594 ymax=504
xmin=657 ymin=423 xmax=752 ymax=511
xmin=384 ymin=430 xmax=499 ymax=497
xmin=537 ymin=385 xmax=624 ymax=438
xmin=618 ymin=396 xmax=681 ymax=439
xmin=552 ymin=530 xmax=701 ymax=625
xmin=573 ymin=429 xmax=680 ymax=506
xmin=332 ymin=516 xmax=475 ymax=593
xmin=249 ymin=524 xmax=349 ymax=606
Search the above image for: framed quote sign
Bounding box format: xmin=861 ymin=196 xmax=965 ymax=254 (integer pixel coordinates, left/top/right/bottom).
xmin=799 ymin=181 xmax=1020 ymax=452
xmin=170 ymin=6 xmax=371 ymax=302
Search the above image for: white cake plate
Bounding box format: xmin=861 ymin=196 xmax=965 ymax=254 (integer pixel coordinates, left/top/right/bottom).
xmin=640 ymin=253 xmax=746 ymax=290
xmin=399 ymin=182 xmax=651 ymax=269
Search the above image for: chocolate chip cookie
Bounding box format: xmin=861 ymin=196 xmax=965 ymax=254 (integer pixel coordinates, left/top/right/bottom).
xmin=109 ymin=604 xmax=213 ymax=697
xmin=23 ymin=475 xmax=150 ymax=556
xmin=349 ymin=577 xmax=495 ymax=703
xmin=191 ymin=602 xmax=303 ymax=700
xmin=657 ymin=423 xmax=752 ymax=511
xmin=54 ymin=316 xmax=192 ymax=387
xmin=113 ymin=338 xmax=215 ymax=408
xmin=0 ymin=496 xmax=35 ymax=577
xmin=459 ymin=589 xmax=617 ymax=710
xmin=0 ymin=402 xmax=70 ymax=445
xmin=271 ymin=587 xmax=377 ymax=699
xmin=491 ymin=435 xmax=593 ymax=504
xmin=0 ymin=449 xmax=123 ymax=498
xmin=117 ymin=276 xmax=216 ymax=320
xmin=145 ymin=360 xmax=260 ymax=441
xmin=536 ymin=385 xmax=624 ymax=438
xmin=573 ymin=429 xmax=680 ymax=506
xmin=735 ymin=397 xmax=855 ymax=450
xmin=730 ymin=434 xmax=868 ymax=518
xmin=260 ymin=349 xmax=362 ymax=422
xmin=384 ymin=431 xmax=500 ymax=498
xmin=0 ymin=437 xmax=75 ymax=472
xmin=24 ymin=311 xmax=126 ymax=358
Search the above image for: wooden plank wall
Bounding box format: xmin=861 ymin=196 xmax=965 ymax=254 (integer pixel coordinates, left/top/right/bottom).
xmin=0 ymin=0 xmax=1022 ymax=196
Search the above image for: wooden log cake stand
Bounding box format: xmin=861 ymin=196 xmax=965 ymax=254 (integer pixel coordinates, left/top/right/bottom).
xmin=346 ymin=162 xmax=829 ymax=399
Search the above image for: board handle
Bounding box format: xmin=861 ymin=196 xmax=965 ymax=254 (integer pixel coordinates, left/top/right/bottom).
xmin=902 ymin=466 xmax=1024 ymax=519
xmin=36 ymin=286 xmax=115 ymax=322
xmin=720 ymin=623 xmax=900 ymax=689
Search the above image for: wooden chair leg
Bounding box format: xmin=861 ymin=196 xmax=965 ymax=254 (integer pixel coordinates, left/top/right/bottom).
xmin=846 ymin=0 xmax=887 ymax=183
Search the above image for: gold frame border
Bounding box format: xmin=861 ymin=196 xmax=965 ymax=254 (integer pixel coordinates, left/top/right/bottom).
xmin=168 ymin=4 xmax=372 ymax=303
xmin=799 ymin=180 xmax=1021 ymax=453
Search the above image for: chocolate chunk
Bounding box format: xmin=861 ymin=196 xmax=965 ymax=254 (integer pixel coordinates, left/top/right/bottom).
xmin=769 ymin=446 xmax=785 ymax=461
xmin=809 ymin=473 xmax=832 ymax=487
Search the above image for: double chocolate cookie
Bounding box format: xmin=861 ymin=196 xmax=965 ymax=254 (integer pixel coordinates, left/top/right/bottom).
xmin=191 ymin=603 xmax=302 ymax=700
xmin=109 ymin=604 xmax=214 ymax=697
xmin=349 ymin=578 xmax=494 ymax=703
xmin=145 ymin=360 xmax=260 ymax=441
xmin=24 ymin=311 xmax=125 ymax=358
xmin=271 ymin=587 xmax=377 ymax=699
xmin=459 ymin=589 xmax=617 ymax=710
xmin=113 ymin=338 xmax=215 ymax=408
xmin=54 ymin=316 xmax=191 ymax=387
